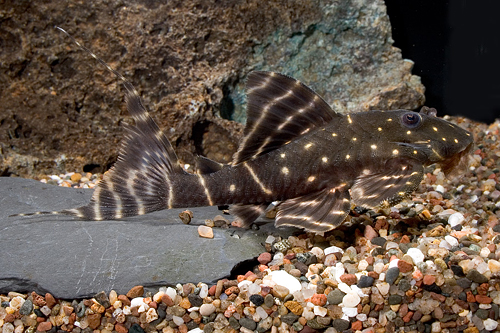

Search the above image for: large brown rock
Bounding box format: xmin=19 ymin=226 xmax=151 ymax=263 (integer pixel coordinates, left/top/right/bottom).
xmin=0 ymin=0 xmax=424 ymax=178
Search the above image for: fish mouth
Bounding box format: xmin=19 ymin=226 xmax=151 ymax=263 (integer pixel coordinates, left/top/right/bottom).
xmin=438 ymin=141 xmax=474 ymax=176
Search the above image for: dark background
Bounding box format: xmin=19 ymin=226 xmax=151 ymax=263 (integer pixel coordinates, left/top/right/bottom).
xmin=385 ymin=0 xmax=500 ymax=124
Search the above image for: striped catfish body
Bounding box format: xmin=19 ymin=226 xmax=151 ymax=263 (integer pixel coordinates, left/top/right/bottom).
xmin=15 ymin=71 xmax=473 ymax=233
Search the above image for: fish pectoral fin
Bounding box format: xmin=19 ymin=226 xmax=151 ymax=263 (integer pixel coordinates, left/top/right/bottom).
xmin=230 ymin=203 xmax=270 ymax=228
xmin=350 ymin=158 xmax=424 ymax=209
xmin=232 ymin=71 xmax=340 ymax=165
xmin=275 ymin=185 xmax=351 ymax=233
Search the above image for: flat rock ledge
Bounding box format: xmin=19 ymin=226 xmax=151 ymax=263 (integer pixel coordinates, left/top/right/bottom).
xmin=0 ymin=178 xmax=293 ymax=299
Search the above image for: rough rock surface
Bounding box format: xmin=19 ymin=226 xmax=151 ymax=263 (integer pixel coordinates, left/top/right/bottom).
xmin=0 ymin=0 xmax=424 ymax=177
xmin=0 ymin=177 xmax=294 ymax=299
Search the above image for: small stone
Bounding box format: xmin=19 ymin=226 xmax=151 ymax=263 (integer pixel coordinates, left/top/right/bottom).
xmin=37 ymin=322 xmax=52 ymax=332
xmin=284 ymin=301 xmax=303 ymax=316
xmin=268 ymin=270 xmax=301 ymax=293
xmin=249 ymin=294 xmax=264 ymax=306
xmin=199 ymin=303 xmax=216 ymax=316
xmin=87 ymin=313 xmax=101 ymax=330
xmin=406 ymin=248 xmax=425 ymax=264
xmin=327 ymin=289 xmax=345 ymax=305
xmin=483 ymin=318 xmax=498 ymax=331
xmin=371 ymin=237 xmax=387 ymax=247
xmin=475 ymin=295 xmax=492 ymax=304
xmin=19 ymin=299 xmax=33 ymax=315
xmin=271 ymin=285 xmax=290 ymax=299
xmin=94 ymin=291 xmax=111 ymax=308
xmin=357 ymin=275 xmax=374 ymax=288
xmin=45 ymin=293 xmax=56 ymax=308
xmin=178 ymin=211 xmax=192 ymax=224
xmin=126 ymin=285 xmax=144 ymax=299
xmin=385 ymin=267 xmax=400 ymax=285
xmin=161 ymin=294 xmax=174 ymax=307
xmin=456 ymin=277 xmax=472 ymax=289
xmin=450 ymin=264 xmax=465 ymax=277
xmin=364 ymin=225 xmax=378 ymax=240
xmin=198 ymin=226 xmax=214 ymax=238
xmin=332 ymin=319 xmax=350 ymax=332
xmin=264 ymin=294 xmax=274 ymax=308
xmin=187 ymin=293 xmax=203 ymax=307
xmin=256 ymin=317 xmax=273 ymax=332
xmin=339 ymin=274 xmax=357 ymax=285
xmin=239 ymin=317 xmax=257 ymax=330
xmin=310 ymin=294 xmax=327 ymax=306
xmin=146 ymin=308 xmax=158 ymax=323
xmin=257 ymin=252 xmax=272 ymax=265
xmin=118 ymin=294 xmax=131 ymax=306
xmin=342 ymin=293 xmax=360 ymax=307
xmin=388 ymin=295 xmax=402 ymax=305
xmin=70 ymin=173 xmax=82 ymax=182
xmin=423 ymin=275 xmax=436 ymax=285
xmin=466 ymin=269 xmax=488 ymax=284
xmin=488 ymin=259 xmax=500 ymax=273
xmin=129 ymin=323 xmax=145 ymax=333
xmin=397 ymin=260 xmax=413 ymax=273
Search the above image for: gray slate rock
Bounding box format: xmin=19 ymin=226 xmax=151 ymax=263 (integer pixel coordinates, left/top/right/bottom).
xmin=0 ymin=178 xmax=293 ymax=299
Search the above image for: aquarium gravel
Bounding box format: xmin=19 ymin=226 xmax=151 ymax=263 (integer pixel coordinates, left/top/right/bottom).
xmin=2 ymin=116 xmax=500 ymax=333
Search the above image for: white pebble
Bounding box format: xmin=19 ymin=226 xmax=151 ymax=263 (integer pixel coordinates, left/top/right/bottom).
xmin=374 ymin=262 xmax=385 ymax=274
xmin=407 ymin=248 xmax=425 ymax=264
xmin=9 ymin=297 xmax=24 ymax=310
xmin=342 ymin=293 xmax=360 ymax=307
xmin=448 ymin=212 xmax=465 ymax=227
xmin=256 ymin=306 xmax=268 ymax=319
xmin=146 ymin=308 xmax=158 ymax=323
xmin=248 ymin=283 xmax=261 ymax=295
xmin=444 ymin=235 xmax=459 ymax=247
xmin=324 ymin=246 xmax=344 ymax=256
xmin=199 ymin=284 xmax=208 ymax=298
xmin=40 ymin=305 xmax=52 ymax=316
xmin=356 ymin=313 xmax=367 ymax=321
xmin=431 ymin=321 xmax=441 ymax=332
xmin=480 ymin=247 xmax=491 ymax=258
xmin=439 ymin=240 xmax=451 ymax=250
xmin=358 ymin=259 xmax=369 ymax=271
xmin=2 ymin=323 xmax=14 ymax=333
xmin=484 ymin=318 xmax=499 ymax=331
xmin=302 ymin=307 xmax=315 ymax=320
xmin=376 ymin=282 xmax=390 ymax=296
xmin=130 ymin=297 xmax=145 ymax=307
xmin=314 ymin=306 xmax=327 ymax=317
xmin=342 ymin=307 xmax=358 ymax=317
xmin=265 ymin=235 xmax=276 ymax=244
xmin=166 ymin=287 xmax=177 ymax=299
xmin=389 ymin=259 xmax=399 ymax=268
xmin=338 ymin=282 xmax=352 ymax=294
xmin=435 ymin=185 xmax=445 ymax=193
xmin=172 ymin=315 xmax=184 ymax=326
xmin=199 ymin=303 xmax=216 ymax=316
xmin=198 ymin=225 xmax=214 ymax=238
xmin=483 ymin=318 xmax=498 ymax=331
xmin=238 ymin=280 xmax=252 ymax=290
xmin=386 ymin=241 xmax=399 ymax=250
xmin=268 ymin=270 xmax=301 ymax=293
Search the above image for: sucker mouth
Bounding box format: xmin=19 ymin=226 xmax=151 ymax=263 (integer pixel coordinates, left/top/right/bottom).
xmin=439 ymin=142 xmax=473 ymax=176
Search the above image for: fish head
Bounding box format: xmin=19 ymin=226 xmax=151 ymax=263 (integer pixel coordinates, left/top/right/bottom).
xmin=384 ymin=107 xmax=473 ymax=176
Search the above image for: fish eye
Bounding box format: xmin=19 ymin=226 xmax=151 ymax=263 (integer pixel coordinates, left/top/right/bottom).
xmin=401 ymin=112 xmax=421 ymax=128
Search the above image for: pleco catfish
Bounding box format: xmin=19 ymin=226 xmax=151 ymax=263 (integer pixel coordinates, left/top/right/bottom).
xmin=14 ymin=33 xmax=474 ymax=233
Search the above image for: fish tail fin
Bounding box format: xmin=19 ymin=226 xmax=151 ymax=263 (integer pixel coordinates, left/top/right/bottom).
xmin=12 ymin=28 xmax=187 ymax=220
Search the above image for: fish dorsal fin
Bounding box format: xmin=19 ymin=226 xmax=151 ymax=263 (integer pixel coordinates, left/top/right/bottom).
xmin=232 ymin=71 xmax=339 ymax=165
xmin=350 ymin=158 xmax=424 ymax=209
xmin=275 ymin=185 xmax=351 ymax=233
xmin=195 ymin=156 xmax=225 ymax=174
